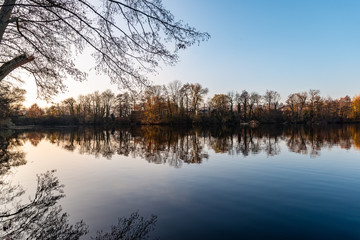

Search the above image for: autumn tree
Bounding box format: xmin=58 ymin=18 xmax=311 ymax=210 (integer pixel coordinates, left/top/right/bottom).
xmin=0 ymin=0 xmax=209 ymax=99
xmin=338 ymin=96 xmax=352 ymax=121
xmin=353 ymin=95 xmax=360 ymax=120
xmin=26 ymin=103 xmax=43 ymax=118
xmin=209 ymin=94 xmax=231 ymax=122
xmin=46 ymin=105 xmax=61 ymax=119
xmin=210 ymin=94 xmax=230 ymax=112
xmin=143 ymin=85 xmax=166 ymax=123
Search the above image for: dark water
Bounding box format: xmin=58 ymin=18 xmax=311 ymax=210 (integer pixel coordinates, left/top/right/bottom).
xmin=1 ymin=125 xmax=360 ymax=239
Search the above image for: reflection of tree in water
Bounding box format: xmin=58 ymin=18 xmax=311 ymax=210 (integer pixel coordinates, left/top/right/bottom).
xmin=0 ymin=170 xmax=88 ymax=239
xmin=93 ymin=211 xmax=157 ymax=240
xmin=0 ymin=170 xmax=157 ymax=240
xmin=354 ymin=130 xmax=360 ymax=151
xmin=0 ymin=130 xmax=26 ymax=176
xmin=207 ymin=127 xmax=280 ymax=157
xmin=25 ymin=132 xmax=45 ymax=147
xmin=131 ymin=127 xmax=209 ymax=167
xmin=15 ymin=125 xmax=360 ymax=167
xmin=285 ymin=125 xmax=356 ymax=157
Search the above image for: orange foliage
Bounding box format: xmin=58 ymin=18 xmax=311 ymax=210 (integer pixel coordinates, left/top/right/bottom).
xmin=354 ymin=131 xmax=360 ymax=151
xmin=143 ymin=96 xmax=166 ymax=124
xmin=353 ymin=95 xmax=360 ymax=119
xmin=27 ymin=104 xmax=44 ymax=118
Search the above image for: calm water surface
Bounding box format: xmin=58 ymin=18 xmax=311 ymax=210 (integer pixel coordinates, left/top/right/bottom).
xmin=1 ymin=125 xmax=360 ymax=239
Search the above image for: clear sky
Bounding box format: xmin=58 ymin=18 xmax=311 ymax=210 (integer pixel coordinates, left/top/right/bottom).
xmin=23 ymin=0 xmax=360 ymax=107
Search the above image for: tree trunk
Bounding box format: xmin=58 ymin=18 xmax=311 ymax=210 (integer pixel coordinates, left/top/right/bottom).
xmin=0 ymin=0 xmax=16 ymax=44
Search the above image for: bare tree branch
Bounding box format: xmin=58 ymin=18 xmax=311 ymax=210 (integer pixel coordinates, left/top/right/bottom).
xmin=0 ymin=0 xmax=209 ymax=99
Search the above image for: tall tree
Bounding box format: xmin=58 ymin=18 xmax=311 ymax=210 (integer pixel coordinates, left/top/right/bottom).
xmin=338 ymin=96 xmax=352 ymax=121
xmin=180 ymin=83 xmax=190 ymax=113
xmin=116 ymin=92 xmax=131 ymax=118
xmin=189 ymin=83 xmax=208 ymax=115
xmin=263 ymin=90 xmax=280 ymax=112
xmin=308 ymin=89 xmax=322 ymax=121
xmin=353 ymin=95 xmax=360 ymax=119
xmin=296 ymin=92 xmax=307 ymax=121
xmin=101 ymin=89 xmax=115 ymax=119
xmin=227 ymin=91 xmax=235 ymax=113
xmin=239 ymin=90 xmax=249 ymax=121
xmin=0 ymin=0 xmax=209 ymax=98
xmin=210 ymin=94 xmax=230 ymax=112
xmin=286 ymin=93 xmax=298 ymax=121
xmin=62 ymin=97 xmax=76 ymax=118
xmin=168 ymin=80 xmax=182 ymax=111
xmin=249 ymin=92 xmax=260 ymax=120
xmin=263 ymin=90 xmax=273 ymax=112
xmin=209 ymin=94 xmax=231 ymax=123
xmin=26 ymin=103 xmax=43 ymax=118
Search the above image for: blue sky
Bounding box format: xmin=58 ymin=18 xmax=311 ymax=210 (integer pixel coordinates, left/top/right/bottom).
xmin=24 ymin=0 xmax=360 ymax=107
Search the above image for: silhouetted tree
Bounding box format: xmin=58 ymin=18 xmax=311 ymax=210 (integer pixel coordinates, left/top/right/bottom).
xmin=263 ymin=90 xmax=280 ymax=112
xmin=239 ymin=90 xmax=249 ymax=121
xmin=249 ymin=92 xmax=260 ymax=120
xmin=0 ymin=0 xmax=209 ymax=98
xmin=102 ymin=89 xmax=115 ymax=119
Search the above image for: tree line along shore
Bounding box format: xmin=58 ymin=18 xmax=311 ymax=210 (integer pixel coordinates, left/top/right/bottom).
xmin=1 ymin=81 xmax=360 ymax=127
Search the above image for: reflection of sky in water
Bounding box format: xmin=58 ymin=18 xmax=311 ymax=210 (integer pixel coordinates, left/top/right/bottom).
xmin=4 ymin=127 xmax=360 ymax=239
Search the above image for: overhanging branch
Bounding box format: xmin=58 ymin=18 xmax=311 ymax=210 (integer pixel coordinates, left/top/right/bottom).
xmin=0 ymin=53 xmax=35 ymax=82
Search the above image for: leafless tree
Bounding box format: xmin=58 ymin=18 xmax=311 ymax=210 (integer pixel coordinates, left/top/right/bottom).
xmin=101 ymin=89 xmax=115 ymax=119
xmin=308 ymin=89 xmax=322 ymax=120
xmin=0 ymin=0 xmax=209 ymax=99
xmin=249 ymin=92 xmax=260 ymax=119
xmin=296 ymin=92 xmax=307 ymax=121
xmin=239 ymin=90 xmax=249 ymax=120
xmin=189 ymin=83 xmax=208 ymax=115
xmin=179 ymin=83 xmax=190 ymax=112
xmin=227 ymin=91 xmax=235 ymax=113
xmin=286 ymin=93 xmax=298 ymax=120
xmin=263 ymin=90 xmax=280 ymax=111
xmin=168 ymin=80 xmax=182 ymax=109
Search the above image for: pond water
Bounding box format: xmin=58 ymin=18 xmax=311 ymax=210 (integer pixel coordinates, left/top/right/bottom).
xmin=1 ymin=125 xmax=360 ymax=239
